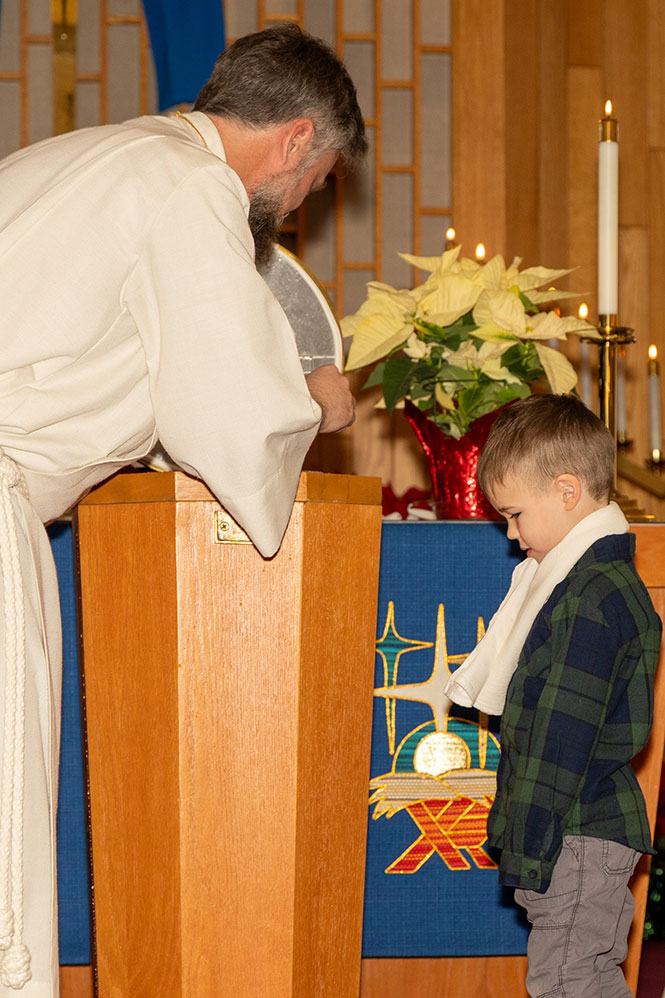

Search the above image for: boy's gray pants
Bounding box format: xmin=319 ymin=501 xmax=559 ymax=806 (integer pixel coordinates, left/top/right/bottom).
xmin=515 ymin=835 xmax=641 ymax=998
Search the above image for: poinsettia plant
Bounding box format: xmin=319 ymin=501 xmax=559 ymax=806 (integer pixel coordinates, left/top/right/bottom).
xmin=342 ymin=246 xmax=599 ymax=438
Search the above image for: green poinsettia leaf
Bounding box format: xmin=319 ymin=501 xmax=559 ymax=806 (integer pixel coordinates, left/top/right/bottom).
xmin=518 ymin=291 xmax=539 ymax=314
xmin=501 ymin=341 xmax=545 ymax=381
xmin=438 ymin=362 xmax=476 ymax=383
xmin=446 ymin=311 xmax=477 ymax=329
xmin=410 ymin=382 xmax=433 ymax=402
xmin=414 ymin=317 xmax=479 ymax=347
xmin=363 ymin=361 xmax=387 ymax=389
xmin=382 ymin=354 xmax=416 ymax=413
xmin=455 ymin=384 xmax=484 ymax=419
xmin=484 ymin=382 xmax=529 ymax=406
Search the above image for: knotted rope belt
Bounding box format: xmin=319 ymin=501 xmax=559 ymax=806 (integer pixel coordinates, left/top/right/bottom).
xmin=0 ymin=451 xmax=32 ymax=989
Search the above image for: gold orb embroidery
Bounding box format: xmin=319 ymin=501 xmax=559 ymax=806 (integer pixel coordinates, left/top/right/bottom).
xmin=413 ymin=731 xmax=471 ymax=777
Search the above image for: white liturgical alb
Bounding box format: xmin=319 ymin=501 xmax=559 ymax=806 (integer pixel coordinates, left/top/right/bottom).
xmin=0 ymin=111 xmax=323 ymax=996
xmin=0 ymin=111 xmax=322 ymax=557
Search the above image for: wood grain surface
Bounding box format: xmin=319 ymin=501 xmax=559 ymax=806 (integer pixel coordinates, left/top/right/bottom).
xmin=76 ymin=473 xmax=382 ymax=997
xmin=79 ymin=470 xmax=383 ymax=508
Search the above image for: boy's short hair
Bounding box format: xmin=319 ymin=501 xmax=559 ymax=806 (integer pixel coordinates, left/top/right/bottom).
xmin=477 ymin=393 xmax=615 ymax=502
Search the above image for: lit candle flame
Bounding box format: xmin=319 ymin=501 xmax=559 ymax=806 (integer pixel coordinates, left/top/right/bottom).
xmin=475 ymin=242 xmax=486 ymax=261
xmin=445 ymin=227 xmax=456 ymax=241
xmin=605 ymin=99 xmax=613 ymax=116
xmin=649 ymin=344 xmax=658 ymax=361
xmin=578 ymin=303 xmax=589 ymax=320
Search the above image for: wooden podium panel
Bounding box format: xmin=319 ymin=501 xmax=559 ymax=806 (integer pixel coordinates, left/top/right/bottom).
xmin=76 ymin=471 xmax=382 ymax=998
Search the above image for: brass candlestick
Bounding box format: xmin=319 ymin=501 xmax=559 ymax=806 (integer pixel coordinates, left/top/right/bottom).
xmin=583 ymin=316 xmax=654 ymax=521
xmin=593 ymin=314 xmax=635 ymax=441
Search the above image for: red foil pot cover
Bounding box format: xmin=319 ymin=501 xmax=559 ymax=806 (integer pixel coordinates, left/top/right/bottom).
xmin=404 ymin=400 xmax=502 ymax=520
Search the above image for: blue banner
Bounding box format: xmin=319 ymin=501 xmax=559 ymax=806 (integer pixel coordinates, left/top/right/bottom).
xmin=141 ymin=0 xmax=225 ymax=111
xmin=50 ymin=522 xmax=91 ymax=965
xmin=362 ymin=521 xmax=530 ymax=957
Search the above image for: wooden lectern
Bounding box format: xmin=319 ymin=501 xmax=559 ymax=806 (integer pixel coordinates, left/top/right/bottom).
xmin=76 ymin=471 xmax=383 ymax=998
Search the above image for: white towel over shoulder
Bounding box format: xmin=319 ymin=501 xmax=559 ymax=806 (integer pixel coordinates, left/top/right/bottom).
xmin=444 ymin=502 xmax=629 ymax=715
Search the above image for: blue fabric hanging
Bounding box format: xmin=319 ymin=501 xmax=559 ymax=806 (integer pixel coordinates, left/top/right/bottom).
xmin=141 ymin=0 xmax=225 ymax=111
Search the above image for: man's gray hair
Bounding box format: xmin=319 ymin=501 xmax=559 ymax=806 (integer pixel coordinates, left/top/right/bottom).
xmin=193 ymin=24 xmax=367 ymax=167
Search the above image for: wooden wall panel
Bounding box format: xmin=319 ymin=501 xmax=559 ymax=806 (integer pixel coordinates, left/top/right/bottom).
xmin=504 ymin=0 xmax=539 ymax=264
xmin=59 ymin=966 xmax=93 ymax=998
xmin=360 ymin=955 xmax=528 ymax=998
xmin=566 ymin=67 xmax=601 ymax=306
xmin=566 ymin=0 xmax=602 ymax=66
xmin=647 ymin=0 xmax=665 ymax=147
xmin=619 ymin=226 xmax=650 ymax=473
xmin=451 ymin=0 xmax=506 ymax=258
xmin=536 ymin=1 xmax=568 ymax=268
xmin=604 ymin=0 xmax=648 ymax=228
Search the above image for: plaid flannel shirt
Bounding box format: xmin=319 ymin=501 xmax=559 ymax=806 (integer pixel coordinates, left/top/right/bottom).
xmin=487 ymin=532 xmax=662 ymax=893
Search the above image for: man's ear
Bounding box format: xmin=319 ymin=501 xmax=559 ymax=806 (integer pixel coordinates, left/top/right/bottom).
xmin=555 ymin=473 xmax=582 ymax=510
xmin=278 ymin=118 xmax=315 ymax=168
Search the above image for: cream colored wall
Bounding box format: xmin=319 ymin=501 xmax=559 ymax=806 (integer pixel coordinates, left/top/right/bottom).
xmin=0 ymin=0 xmax=157 ymax=151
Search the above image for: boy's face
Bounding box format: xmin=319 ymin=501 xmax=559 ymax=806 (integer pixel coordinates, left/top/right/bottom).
xmin=488 ymin=475 xmax=578 ymax=563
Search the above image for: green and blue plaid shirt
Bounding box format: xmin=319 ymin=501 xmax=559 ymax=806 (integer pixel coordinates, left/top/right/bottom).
xmin=487 ymin=532 xmax=662 ymax=893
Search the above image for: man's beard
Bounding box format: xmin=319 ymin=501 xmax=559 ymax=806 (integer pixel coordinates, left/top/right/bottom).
xmin=248 ymin=185 xmax=287 ymax=269
xmin=248 ymin=161 xmax=312 ymax=268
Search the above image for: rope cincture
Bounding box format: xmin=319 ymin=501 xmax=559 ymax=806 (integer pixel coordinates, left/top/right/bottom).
xmin=0 ymin=453 xmax=32 ymax=990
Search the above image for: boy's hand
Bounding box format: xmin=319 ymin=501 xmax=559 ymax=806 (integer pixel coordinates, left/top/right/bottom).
xmin=305 ymin=364 xmax=356 ymax=432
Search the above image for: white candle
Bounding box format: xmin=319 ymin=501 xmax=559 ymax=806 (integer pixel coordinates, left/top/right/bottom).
xmin=577 ymin=303 xmax=592 ymax=409
xmin=648 ymin=345 xmax=661 ymax=459
xmin=598 ymin=100 xmax=618 ymax=317
xmin=474 ymin=242 xmax=486 ymax=262
xmin=616 ymin=347 xmax=627 ymax=440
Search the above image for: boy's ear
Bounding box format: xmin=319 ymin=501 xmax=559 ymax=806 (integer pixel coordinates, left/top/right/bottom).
xmin=555 ymin=473 xmax=582 ymax=510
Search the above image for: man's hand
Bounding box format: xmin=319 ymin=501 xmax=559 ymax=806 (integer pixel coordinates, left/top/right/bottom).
xmin=305 ymin=364 xmax=356 ymax=433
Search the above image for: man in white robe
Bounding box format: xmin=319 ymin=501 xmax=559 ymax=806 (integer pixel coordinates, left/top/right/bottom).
xmin=0 ymin=24 xmax=366 ymax=995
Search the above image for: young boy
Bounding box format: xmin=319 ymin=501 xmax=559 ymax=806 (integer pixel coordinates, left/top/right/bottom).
xmin=448 ymin=393 xmax=662 ymax=998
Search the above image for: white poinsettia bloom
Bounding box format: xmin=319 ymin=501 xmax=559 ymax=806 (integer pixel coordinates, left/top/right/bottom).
xmin=417 ymin=273 xmax=484 ymax=326
xmin=444 ymin=340 xmax=481 ymax=369
xmin=515 ymin=264 xmax=575 ymax=291
xmin=456 ymin=256 xmax=485 ymax=280
xmin=480 ymin=358 xmax=523 ymax=384
xmin=557 ymin=314 xmax=601 ymax=339
xmin=528 ymin=287 xmax=588 ymax=305
xmin=403 ymin=332 xmax=432 ymax=359
xmin=474 ymin=254 xmax=508 ymax=289
xmin=476 ymin=341 xmax=521 ymax=383
xmin=522 ymin=310 xmax=600 ymax=342
xmin=342 ymin=244 xmax=592 ymax=433
xmin=399 ymin=244 xmax=462 ymax=279
xmin=477 ymin=340 xmax=512 ymax=362
xmin=435 ymin=384 xmax=455 ymax=410
xmin=504 ymin=256 xmax=523 ymax=284
xmin=473 ymin=287 xmax=527 ymax=336
xmin=343 ymin=283 xmax=417 ymax=370
xmin=374 ymin=396 xmax=405 ymax=410
xmin=522 ymin=310 xmax=569 ymax=341
xmin=472 ymin=322 xmax=521 ymax=344
xmin=534 ymin=343 xmax=578 ymax=393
